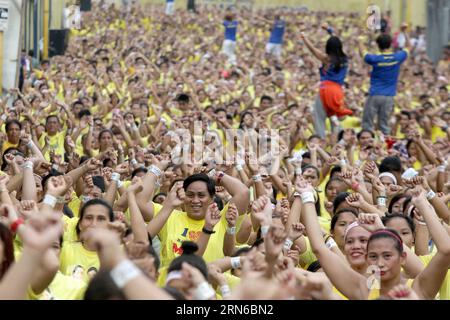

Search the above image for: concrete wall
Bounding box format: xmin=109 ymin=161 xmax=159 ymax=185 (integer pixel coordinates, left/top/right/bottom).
xmin=2 ymin=0 xmax=23 ymax=92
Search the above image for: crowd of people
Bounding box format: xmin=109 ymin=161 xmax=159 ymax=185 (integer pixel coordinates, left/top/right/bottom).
xmin=1 ymin=1 xmax=449 ymax=300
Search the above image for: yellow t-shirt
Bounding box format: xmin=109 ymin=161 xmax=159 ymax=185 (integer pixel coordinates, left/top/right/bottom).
xmin=419 ymin=254 xmax=450 ymax=300
xmin=59 ymin=241 xmax=99 ymax=283
xmin=62 ymin=215 xmax=79 ymax=243
xmin=2 ymin=141 xmax=19 ymax=152
xmin=154 ymin=202 xmax=245 ymax=269
xmin=27 ymin=271 xmax=87 ymax=300
xmin=39 ymin=131 xmax=67 ymax=161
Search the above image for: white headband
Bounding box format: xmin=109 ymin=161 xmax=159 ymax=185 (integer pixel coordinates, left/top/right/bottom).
xmin=378 ymin=172 xmax=397 ymax=185
xmin=165 ymin=270 xmax=183 ymax=285
xmin=344 ymin=221 xmax=360 ymax=240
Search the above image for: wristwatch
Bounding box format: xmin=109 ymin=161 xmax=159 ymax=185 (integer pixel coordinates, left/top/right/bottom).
xmin=202 ymin=227 xmax=216 ymax=235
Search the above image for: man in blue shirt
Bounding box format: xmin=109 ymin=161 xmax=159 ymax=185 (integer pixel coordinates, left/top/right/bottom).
xmin=265 ymin=14 xmax=286 ymax=60
xmin=222 ymin=13 xmax=238 ymax=65
xmin=359 ymin=33 xmax=409 ymax=135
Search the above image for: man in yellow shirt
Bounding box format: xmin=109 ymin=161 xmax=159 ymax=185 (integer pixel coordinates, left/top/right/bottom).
xmin=39 ymin=115 xmax=67 ymax=161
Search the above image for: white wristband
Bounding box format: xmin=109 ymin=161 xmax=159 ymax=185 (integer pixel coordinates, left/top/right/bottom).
xmin=283 ymin=239 xmax=293 ymax=251
xmin=438 ymin=165 xmax=446 ymax=173
xmin=194 ymin=281 xmax=215 ymax=300
xmin=301 ymin=192 xmax=315 ymax=204
xmin=261 ymin=225 xmax=270 ymax=237
xmin=111 ymin=172 xmax=121 ymax=182
xmin=26 ymin=141 xmax=34 ymax=148
xmin=207 ymin=169 xmax=216 ymax=179
xmin=295 ymin=167 xmax=302 ymax=175
xmin=325 ymin=237 xmax=337 ymax=249
xmin=355 ymin=159 xmax=362 ymax=167
xmin=426 ymin=190 xmax=436 ymax=200
xmin=230 ymin=256 xmax=241 ymax=269
xmin=43 ymin=194 xmax=57 ymax=208
xmin=226 ymin=226 xmax=236 ymax=235
xmin=22 ymin=161 xmax=33 ymax=170
xmin=148 ymin=165 xmax=162 ymax=177
xmin=415 ymin=220 xmax=427 ymax=226
xmin=377 ymin=196 xmax=387 ymax=207
xmin=110 ymin=259 xmax=142 ymax=289
xmin=130 ymin=159 xmax=138 ymax=166
xmin=252 ymin=174 xmax=262 ymax=182
xmin=235 ymin=164 xmax=243 ymax=171
xmin=339 ymin=159 xmax=347 ymax=166
xmin=220 ymin=285 xmax=231 ymax=298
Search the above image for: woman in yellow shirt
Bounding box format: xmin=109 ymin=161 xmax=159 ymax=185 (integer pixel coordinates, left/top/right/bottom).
xmin=60 ymin=198 xmax=115 ymax=283
xmin=2 ymin=120 xmax=22 ymax=153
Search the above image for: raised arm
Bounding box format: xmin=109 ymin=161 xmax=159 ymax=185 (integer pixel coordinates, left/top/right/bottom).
xmin=411 ymin=187 xmax=450 ymax=299
xmin=297 ymin=180 xmax=367 ymax=300
xmin=300 ymin=32 xmax=328 ymax=64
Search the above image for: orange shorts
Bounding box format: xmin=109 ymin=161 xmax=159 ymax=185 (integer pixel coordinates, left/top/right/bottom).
xmin=319 ymin=81 xmax=352 ymax=117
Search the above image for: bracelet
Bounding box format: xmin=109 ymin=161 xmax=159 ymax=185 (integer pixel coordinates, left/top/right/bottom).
xmin=283 ymin=239 xmax=293 ymax=251
xmin=438 ymin=165 xmax=446 ymax=173
xmin=202 ymin=227 xmax=216 ymax=235
xmin=148 ymin=165 xmax=162 ymax=178
xmin=252 ymin=174 xmax=262 ymax=182
xmin=426 ymin=190 xmax=436 ymax=200
xmin=377 ymin=196 xmax=387 ymax=207
xmin=226 ymin=226 xmax=236 ymax=235
xmin=216 ymin=171 xmax=225 ymax=185
xmin=230 ymin=256 xmax=241 ymax=269
xmin=301 ymin=191 xmax=315 ymax=204
xmin=340 ymin=159 xmax=347 ymax=166
xmin=325 ymin=237 xmax=337 ymax=249
xmin=235 ymin=164 xmax=243 ymax=171
xmin=43 ymin=194 xmax=57 ymax=208
xmin=57 ymin=196 xmax=66 ymax=204
xmin=207 ymin=169 xmax=216 ymax=179
xmin=110 ymin=259 xmax=143 ymax=289
xmin=293 ymin=192 xmax=301 ymax=198
xmin=130 ymin=159 xmax=138 ymax=166
xmin=194 ymin=281 xmax=216 ymax=300
xmin=415 ymin=220 xmax=427 ymax=226
xmin=261 ymin=225 xmax=270 ymax=237
xmin=10 ymin=218 xmax=25 ymax=233
xmin=220 ymin=284 xmax=231 ymax=298
xmin=22 ymin=161 xmax=33 ymax=170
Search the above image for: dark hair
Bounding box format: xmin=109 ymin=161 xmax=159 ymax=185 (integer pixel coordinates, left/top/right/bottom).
xmin=332 ymin=192 xmax=351 ymax=215
xmin=232 ymin=246 xmax=251 ymax=257
xmin=382 ymin=213 xmax=415 ymax=234
xmin=329 ymin=166 xmax=343 ymax=179
xmin=91 ymin=176 xmax=106 ymax=193
xmin=325 ymin=36 xmax=348 ymax=71
xmin=260 ymin=95 xmax=273 ymax=104
xmin=388 ymin=193 xmax=410 ymax=214
xmin=368 ymin=228 xmax=403 ymax=254
xmin=78 ymin=109 xmax=91 ymax=119
xmin=1 ymin=148 xmax=24 ymax=171
xmin=152 ymin=192 xmax=167 ymax=202
xmin=167 ymin=241 xmax=208 ymax=279
xmin=76 ymin=199 xmax=114 ymax=236
xmin=215 ymin=107 xmax=227 ymax=114
xmin=330 ymin=208 xmax=358 ymax=232
xmin=5 ymin=119 xmax=22 ymax=132
xmin=301 ymin=164 xmax=320 ymax=179
xmin=0 ymin=224 xmax=14 ymax=280
xmin=131 ymin=167 xmax=148 ymax=178
xmin=45 ymin=115 xmax=59 ymax=125
xmin=376 ymin=34 xmax=392 ymax=50
xmin=98 ymin=129 xmax=113 ymax=141
xmin=84 ymin=270 xmax=126 ymax=300
xmin=357 ymin=129 xmax=375 ymax=140
xmin=379 ymin=156 xmax=402 ymax=174
xmin=400 ymin=110 xmax=412 ymax=119
xmin=239 ymin=111 xmax=253 ymax=129
xmin=183 ymin=174 xmax=215 ymax=197
xmin=41 ymin=169 xmax=64 ymax=190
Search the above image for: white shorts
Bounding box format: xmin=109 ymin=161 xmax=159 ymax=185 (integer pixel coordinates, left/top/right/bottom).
xmin=222 ymin=39 xmax=237 ymax=64
xmin=165 ymin=2 xmax=174 ymax=15
xmin=265 ymin=43 xmax=282 ymax=58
